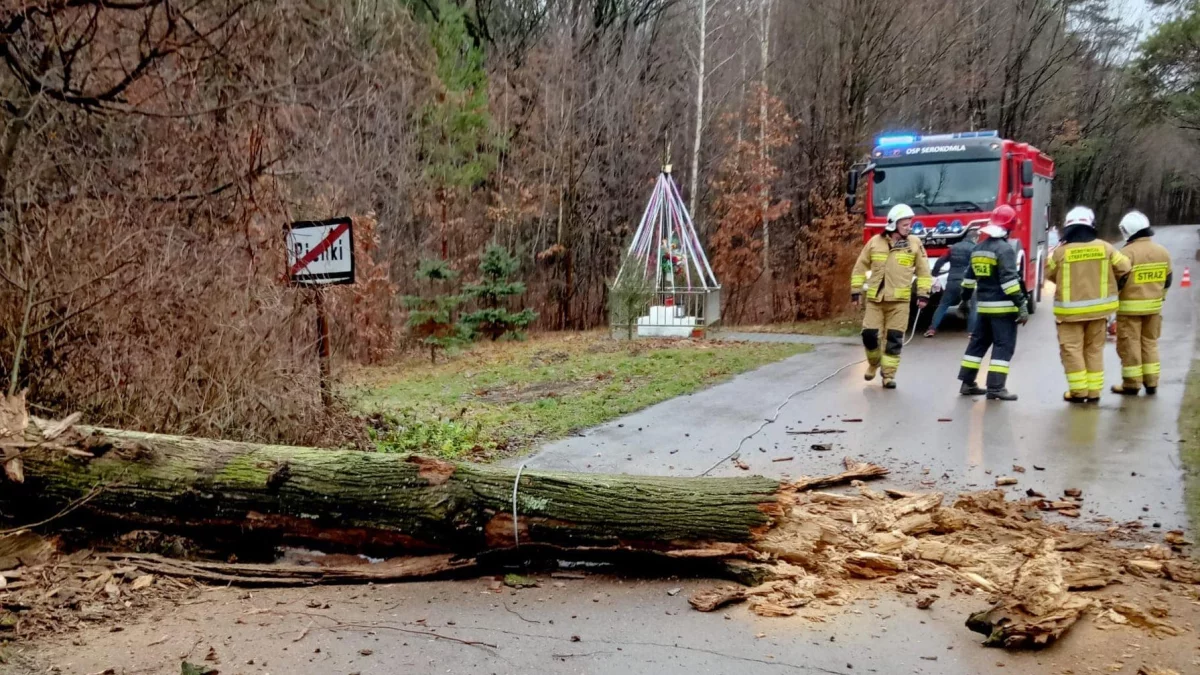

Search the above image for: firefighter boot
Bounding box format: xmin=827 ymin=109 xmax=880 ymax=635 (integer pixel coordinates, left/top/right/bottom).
xmin=987 ymin=389 xmax=1018 ymax=401
xmin=1145 ymin=385 xmax=1157 ymax=396
xmin=862 ymin=329 xmax=881 ymax=381
xmin=1111 ymin=384 xmax=1140 ymax=396
xmin=882 ymin=377 xmax=897 ymax=389
xmin=959 ymin=381 xmax=986 ymax=396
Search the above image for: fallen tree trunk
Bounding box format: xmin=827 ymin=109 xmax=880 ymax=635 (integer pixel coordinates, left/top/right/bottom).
xmin=8 ymin=424 xmax=788 ymax=555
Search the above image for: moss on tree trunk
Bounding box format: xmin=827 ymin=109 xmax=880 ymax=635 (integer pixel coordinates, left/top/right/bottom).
xmin=11 ymin=426 xmax=783 ymax=555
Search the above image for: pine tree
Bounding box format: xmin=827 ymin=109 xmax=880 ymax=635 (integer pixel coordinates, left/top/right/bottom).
xmin=608 ymin=251 xmax=656 ymax=341
xmin=420 ymin=0 xmax=498 ymax=257
xmin=403 ymin=259 xmax=465 ymax=363
xmin=460 ymin=245 xmax=536 ymax=341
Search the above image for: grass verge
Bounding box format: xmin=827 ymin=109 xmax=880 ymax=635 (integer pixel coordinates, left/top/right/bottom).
xmin=1181 ymin=348 xmax=1200 ymax=531
xmin=727 ymin=315 xmax=860 ymax=338
xmin=347 ymin=332 xmax=810 ymax=461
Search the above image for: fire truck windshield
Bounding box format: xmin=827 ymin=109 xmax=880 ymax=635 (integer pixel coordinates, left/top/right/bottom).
xmin=871 ymin=160 xmax=1000 ymax=216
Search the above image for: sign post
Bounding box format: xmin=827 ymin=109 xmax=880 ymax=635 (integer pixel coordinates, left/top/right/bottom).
xmin=285 ymin=217 xmax=355 ymax=408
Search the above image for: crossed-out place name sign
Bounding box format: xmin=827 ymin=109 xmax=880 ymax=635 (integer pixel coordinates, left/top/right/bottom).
xmin=285 ymin=217 xmax=355 ymax=286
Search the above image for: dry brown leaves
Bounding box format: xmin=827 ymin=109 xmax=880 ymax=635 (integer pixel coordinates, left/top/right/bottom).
xmin=0 ymin=533 xmax=195 ymax=640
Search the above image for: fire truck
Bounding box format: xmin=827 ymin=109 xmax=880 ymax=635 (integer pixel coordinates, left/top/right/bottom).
xmin=845 ymin=131 xmax=1055 ymax=315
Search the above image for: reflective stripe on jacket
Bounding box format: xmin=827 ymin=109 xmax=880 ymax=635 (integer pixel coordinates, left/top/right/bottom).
xmin=850 ymin=234 xmax=933 ymax=303
xmin=1046 ymin=239 xmax=1132 ymax=322
xmin=960 ymin=237 xmax=1024 ymax=315
xmin=1117 ymin=236 xmax=1171 ymax=316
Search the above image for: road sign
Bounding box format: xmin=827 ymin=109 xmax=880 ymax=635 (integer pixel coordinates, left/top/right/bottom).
xmin=286 ymin=217 xmax=355 ymax=285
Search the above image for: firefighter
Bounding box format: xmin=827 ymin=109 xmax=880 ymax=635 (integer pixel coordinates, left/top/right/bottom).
xmin=850 ymin=204 xmax=933 ymax=389
xmin=1046 ymin=206 xmax=1132 ymax=402
xmin=1111 ymin=210 xmax=1172 ymax=396
xmin=954 ymin=205 xmax=1026 ymax=401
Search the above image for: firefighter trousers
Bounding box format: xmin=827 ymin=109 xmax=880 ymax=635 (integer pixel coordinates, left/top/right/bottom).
xmin=1056 ymin=319 xmax=1107 ymax=399
xmin=958 ymin=315 xmax=1018 ymax=391
xmin=862 ymin=300 xmax=909 ymax=379
xmin=1116 ymin=314 xmax=1163 ymax=389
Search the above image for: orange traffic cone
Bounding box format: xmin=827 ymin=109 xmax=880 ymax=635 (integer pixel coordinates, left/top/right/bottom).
xmin=1183 ymin=267 xmax=1192 ymax=288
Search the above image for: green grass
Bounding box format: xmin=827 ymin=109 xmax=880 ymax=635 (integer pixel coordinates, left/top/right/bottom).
xmin=1181 ymin=349 xmax=1200 ymax=531
xmin=347 ymin=333 xmax=810 ymax=460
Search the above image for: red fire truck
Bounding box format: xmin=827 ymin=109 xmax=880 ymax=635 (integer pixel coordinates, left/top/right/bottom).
xmin=846 ymin=131 xmax=1055 ymax=314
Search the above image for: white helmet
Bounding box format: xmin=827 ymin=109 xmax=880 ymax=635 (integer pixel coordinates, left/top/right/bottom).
xmin=1064 ymin=206 xmax=1095 ymax=229
xmin=1118 ymin=210 xmax=1150 ymax=240
xmin=885 ymin=204 xmax=915 ymax=232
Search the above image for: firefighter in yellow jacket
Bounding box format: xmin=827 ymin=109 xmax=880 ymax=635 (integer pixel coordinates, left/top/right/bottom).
xmin=1046 ymin=206 xmax=1132 ymax=403
xmin=1111 ymin=211 xmax=1171 ymax=396
xmin=850 ymin=204 xmax=933 ymax=389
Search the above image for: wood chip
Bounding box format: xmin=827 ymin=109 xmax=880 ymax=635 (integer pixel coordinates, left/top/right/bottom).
xmin=1012 ymin=465 xmax=1026 ymax=473
xmin=1064 ymin=488 xmax=1082 ymax=498
xmin=689 ymin=586 xmax=746 ymax=612
xmin=844 ymin=551 xmax=905 ymax=579
xmin=732 ymin=458 xmax=750 ymax=471
xmin=771 ymin=456 xmax=794 ymax=462
xmin=995 ymin=477 xmax=1018 ymax=486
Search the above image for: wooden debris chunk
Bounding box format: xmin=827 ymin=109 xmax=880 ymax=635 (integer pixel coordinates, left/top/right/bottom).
xmin=689 ymin=586 xmax=746 ymax=612
xmin=1063 ymin=563 xmax=1114 ymax=590
xmin=1137 ymin=666 xmax=1181 ymax=675
xmin=1063 ymin=488 xmax=1082 ymax=498
xmin=749 ymin=599 xmax=796 ymax=617
xmin=1012 ymin=465 xmax=1026 ymax=473
xmin=1107 ymin=602 xmax=1181 ymax=636
xmin=1163 ymin=530 xmax=1189 ymax=547
xmin=1124 ymin=560 xmax=1164 ymax=578
xmin=789 ymin=457 xmax=889 ymax=492
xmin=844 ymin=551 xmax=905 ymax=579
xmin=786 ymin=429 xmax=845 ymax=435
xmin=916 ymin=594 xmax=939 ymax=610
xmin=1162 ymin=560 xmax=1200 ymax=585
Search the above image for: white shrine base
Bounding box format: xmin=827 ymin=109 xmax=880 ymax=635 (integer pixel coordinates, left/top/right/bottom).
xmin=636 ymin=305 xmax=699 ymax=338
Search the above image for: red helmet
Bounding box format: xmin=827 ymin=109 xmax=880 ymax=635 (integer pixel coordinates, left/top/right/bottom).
xmin=982 ymin=205 xmax=1016 ymax=237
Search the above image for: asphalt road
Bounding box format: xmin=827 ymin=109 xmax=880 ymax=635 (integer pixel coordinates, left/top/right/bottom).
xmin=21 ymin=226 xmax=1200 ymax=675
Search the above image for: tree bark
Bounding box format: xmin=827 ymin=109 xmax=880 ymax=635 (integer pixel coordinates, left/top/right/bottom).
xmin=9 ymin=425 xmax=784 ymax=556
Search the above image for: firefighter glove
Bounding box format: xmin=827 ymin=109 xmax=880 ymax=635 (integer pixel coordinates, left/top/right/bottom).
xmin=917 ymin=297 xmax=928 ymax=310
xmin=1017 ymin=303 xmax=1030 ymax=325
xmin=955 ymin=302 xmax=970 ymax=319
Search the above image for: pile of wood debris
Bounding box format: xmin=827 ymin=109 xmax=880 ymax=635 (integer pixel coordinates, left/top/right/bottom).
xmin=0 ymin=531 xmax=200 ymax=639
xmin=691 ymin=483 xmax=1197 ymax=650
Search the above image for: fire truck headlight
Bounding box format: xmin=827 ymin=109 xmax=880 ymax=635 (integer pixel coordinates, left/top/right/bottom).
xmin=950 ymin=220 xmax=964 ymax=234
xmin=936 ymin=221 xmax=948 ymax=233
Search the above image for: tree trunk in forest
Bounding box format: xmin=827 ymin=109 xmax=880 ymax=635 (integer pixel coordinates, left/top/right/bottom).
xmin=8 ymin=425 xmax=784 ymax=556
xmin=758 ymin=0 xmax=773 ymax=320
xmin=689 ymin=0 xmax=707 ymax=225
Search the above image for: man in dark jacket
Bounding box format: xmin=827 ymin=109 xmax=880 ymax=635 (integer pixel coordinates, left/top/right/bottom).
xmin=925 ymin=226 xmax=980 ymax=337
xmin=956 ymin=206 xmax=1027 ymax=401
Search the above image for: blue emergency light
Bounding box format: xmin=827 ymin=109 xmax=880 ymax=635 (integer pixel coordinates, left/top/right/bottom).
xmin=875 ymin=130 xmax=998 ymax=147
